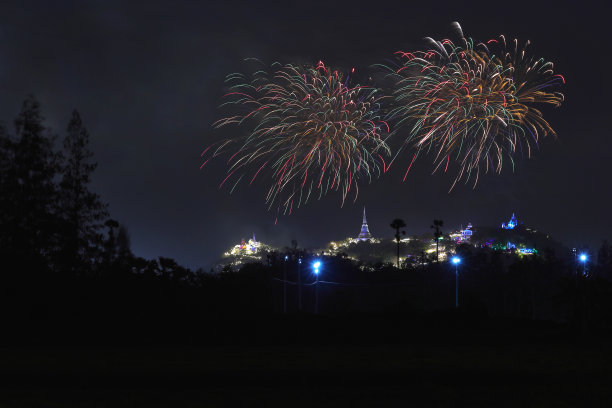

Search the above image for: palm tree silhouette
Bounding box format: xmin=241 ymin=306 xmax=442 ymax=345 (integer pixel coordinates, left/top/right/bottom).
xmin=431 ymin=219 xmax=444 ymax=262
xmin=390 ymin=219 xmax=407 ymax=268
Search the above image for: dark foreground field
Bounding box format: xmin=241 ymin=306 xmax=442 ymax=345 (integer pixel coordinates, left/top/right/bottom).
xmin=2 ymin=338 xmax=612 ymax=407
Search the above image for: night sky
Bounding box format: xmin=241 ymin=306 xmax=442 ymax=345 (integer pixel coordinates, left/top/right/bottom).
xmin=1 ymin=0 xmax=609 ymax=269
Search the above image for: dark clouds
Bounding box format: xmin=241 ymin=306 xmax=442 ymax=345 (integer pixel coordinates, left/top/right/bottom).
xmin=0 ymin=0 xmax=609 ymax=268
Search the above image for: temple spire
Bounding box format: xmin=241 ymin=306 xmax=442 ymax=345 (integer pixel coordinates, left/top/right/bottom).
xmin=358 ymin=206 xmax=372 ymax=240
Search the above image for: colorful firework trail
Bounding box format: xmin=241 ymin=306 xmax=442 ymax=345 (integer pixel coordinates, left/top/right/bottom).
xmin=204 ymin=60 xmax=392 ymax=215
xmin=383 ymin=22 xmax=565 ymax=189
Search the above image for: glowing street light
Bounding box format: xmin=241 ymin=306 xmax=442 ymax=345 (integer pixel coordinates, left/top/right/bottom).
xmin=451 ymin=256 xmax=461 ymax=308
xmin=313 ymin=260 xmax=321 ymax=314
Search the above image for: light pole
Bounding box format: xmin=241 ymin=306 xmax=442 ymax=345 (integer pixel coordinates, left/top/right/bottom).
xmin=579 ymin=253 xmax=587 ymax=277
xmin=283 ymin=255 xmax=288 ymax=314
xmin=313 ymin=260 xmax=321 ymax=314
xmin=297 ymin=257 xmax=302 ymax=312
xmin=578 ymin=252 xmax=589 ymax=331
xmin=451 ymin=256 xmax=461 ymax=308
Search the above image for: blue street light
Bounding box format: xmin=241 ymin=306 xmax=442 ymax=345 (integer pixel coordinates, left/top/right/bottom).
xmin=579 ymin=253 xmax=587 ymax=263
xmin=451 ymin=256 xmax=461 ymax=308
xmin=313 ymin=261 xmax=321 ymax=272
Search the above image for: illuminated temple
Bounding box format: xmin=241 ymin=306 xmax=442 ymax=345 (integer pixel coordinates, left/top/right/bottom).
xmin=226 ymin=233 xmax=262 ymax=256
xmin=502 ymin=213 xmax=518 ymax=230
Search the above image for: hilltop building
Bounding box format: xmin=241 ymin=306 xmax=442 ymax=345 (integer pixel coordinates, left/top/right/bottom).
xmin=462 ymin=223 xmax=473 ymax=240
xmin=502 ymin=213 xmax=518 ymax=230
xmin=449 ymin=222 xmax=473 ymax=244
xmin=357 ymin=207 xmax=373 ymax=240
xmin=220 ymin=233 xmax=275 ymax=269
xmin=226 ymin=233 xmax=262 ymax=256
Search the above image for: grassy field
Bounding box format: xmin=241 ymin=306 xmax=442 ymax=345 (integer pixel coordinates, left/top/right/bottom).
xmin=1 ymin=343 xmax=611 ymax=407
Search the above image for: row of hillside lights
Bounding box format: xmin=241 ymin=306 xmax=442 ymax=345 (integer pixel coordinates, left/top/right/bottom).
xmin=313 ymin=257 xmax=465 ymax=311
xmin=309 ymin=253 xmax=589 ymax=312
xmin=449 ymin=253 xmax=591 ymax=307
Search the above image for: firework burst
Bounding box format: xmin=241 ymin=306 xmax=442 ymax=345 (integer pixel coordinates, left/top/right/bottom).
xmin=385 ymin=22 xmax=565 ymax=189
xmin=205 ymin=60 xmax=392 ymax=216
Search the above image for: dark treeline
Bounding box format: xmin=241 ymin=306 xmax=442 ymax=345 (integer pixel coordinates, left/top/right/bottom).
xmin=2 ymin=96 xmax=612 ymax=346
xmin=1 ymin=96 xmax=108 ymax=276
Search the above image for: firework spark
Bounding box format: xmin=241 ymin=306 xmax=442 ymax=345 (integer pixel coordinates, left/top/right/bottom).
xmin=384 ymin=22 xmax=565 ymax=189
xmin=205 ymin=60 xmax=392 ymax=215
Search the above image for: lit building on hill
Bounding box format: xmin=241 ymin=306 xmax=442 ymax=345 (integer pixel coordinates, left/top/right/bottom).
xmin=220 ymin=233 xmax=275 ymax=269
xmin=226 ymin=233 xmax=262 ymax=256
xmin=326 ymin=207 xmax=381 ymax=255
xmin=462 ymin=223 xmax=473 ymax=239
xmin=502 ymin=213 xmax=518 ymax=230
xmin=450 ymin=223 xmax=473 ymax=244
xmin=357 ymin=207 xmax=373 ymax=240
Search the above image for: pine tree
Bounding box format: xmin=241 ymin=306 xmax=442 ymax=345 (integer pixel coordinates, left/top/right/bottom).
xmin=116 ymin=225 xmax=132 ymax=261
xmin=102 ymin=219 xmax=119 ymax=266
xmin=57 ymin=110 xmax=108 ymax=274
xmin=597 ymin=240 xmax=612 ymax=278
xmin=0 ymin=124 xmax=15 ymax=254
xmin=5 ymin=96 xmax=61 ymax=271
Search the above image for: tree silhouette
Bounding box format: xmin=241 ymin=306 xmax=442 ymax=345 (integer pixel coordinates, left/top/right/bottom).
xmin=390 ymin=219 xmax=406 ymax=268
xmin=116 ymin=225 xmax=132 ymax=261
xmin=103 ymin=219 xmax=120 ymax=265
xmin=597 ymin=240 xmax=612 ymax=279
xmin=431 ymin=219 xmax=444 ymax=262
xmin=0 ymin=124 xmax=13 ymax=259
xmin=1 ymin=96 xmax=62 ymax=271
xmin=57 ymin=110 xmax=108 ymax=274
xmin=158 ymin=256 xmax=191 ymax=282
